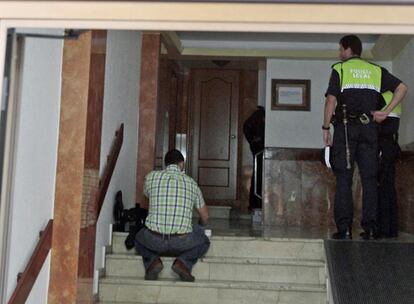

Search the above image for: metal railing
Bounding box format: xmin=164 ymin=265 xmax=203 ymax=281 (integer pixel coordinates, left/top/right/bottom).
xmin=253 ymin=150 xmax=263 ymax=199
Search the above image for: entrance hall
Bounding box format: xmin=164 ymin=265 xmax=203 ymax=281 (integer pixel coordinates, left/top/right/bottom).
xmin=1 ymin=13 xmax=414 ymax=304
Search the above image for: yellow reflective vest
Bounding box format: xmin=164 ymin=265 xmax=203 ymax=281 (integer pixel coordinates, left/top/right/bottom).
xmin=382 ymin=91 xmax=402 ymax=118
xmin=333 ymin=57 xmax=382 ymax=93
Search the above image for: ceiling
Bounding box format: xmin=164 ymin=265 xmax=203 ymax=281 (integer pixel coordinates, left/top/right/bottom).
xmin=161 ymin=32 xmax=412 ymax=61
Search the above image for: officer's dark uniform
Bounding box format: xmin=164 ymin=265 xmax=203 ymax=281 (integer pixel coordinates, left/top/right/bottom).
xmin=378 ymin=91 xmax=401 ymax=237
xmin=243 ymin=106 xmax=265 ymax=210
xmin=326 ymin=57 xmax=402 ymax=234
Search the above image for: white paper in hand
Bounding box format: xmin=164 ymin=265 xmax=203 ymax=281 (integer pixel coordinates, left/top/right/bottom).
xmin=325 ymin=146 xmax=331 ymax=169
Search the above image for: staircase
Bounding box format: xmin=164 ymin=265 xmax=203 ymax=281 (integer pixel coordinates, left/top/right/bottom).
xmin=98 ymin=232 xmax=327 ymax=304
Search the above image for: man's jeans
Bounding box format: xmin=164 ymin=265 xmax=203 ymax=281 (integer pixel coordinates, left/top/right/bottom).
xmin=135 ymin=225 xmax=210 ymax=272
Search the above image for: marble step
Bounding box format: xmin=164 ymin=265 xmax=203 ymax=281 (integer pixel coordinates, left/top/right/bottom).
xmin=98 ymin=302 xmax=151 ymax=304
xmin=105 ymin=255 xmax=325 ymax=285
xmin=99 ymin=277 xmax=327 ymax=304
xmin=111 ymin=233 xmax=325 ymax=260
xmin=194 ymin=205 xmax=232 ymax=219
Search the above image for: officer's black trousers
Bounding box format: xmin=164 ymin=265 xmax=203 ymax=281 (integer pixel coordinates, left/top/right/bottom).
xmin=378 ymin=117 xmax=400 ymax=237
xmin=332 ymin=122 xmax=378 ymax=232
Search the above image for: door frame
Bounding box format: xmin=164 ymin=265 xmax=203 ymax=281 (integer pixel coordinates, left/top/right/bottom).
xmin=0 ymin=28 xmax=24 ymax=304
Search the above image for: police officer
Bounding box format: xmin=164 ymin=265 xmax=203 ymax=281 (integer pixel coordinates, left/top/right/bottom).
xmin=378 ymin=91 xmax=402 ymax=238
xmin=323 ymin=35 xmax=407 ymax=240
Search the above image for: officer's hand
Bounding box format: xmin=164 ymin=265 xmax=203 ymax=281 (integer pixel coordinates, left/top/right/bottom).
xmin=323 ymin=130 xmax=332 ymax=146
xmin=372 ymin=111 xmax=388 ymax=123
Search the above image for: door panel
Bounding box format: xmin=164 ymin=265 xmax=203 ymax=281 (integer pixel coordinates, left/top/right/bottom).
xmin=192 ymin=69 xmax=239 ymax=200
xmin=199 ymin=78 xmax=231 ymax=160
xmin=198 ymin=167 xmax=229 ymax=187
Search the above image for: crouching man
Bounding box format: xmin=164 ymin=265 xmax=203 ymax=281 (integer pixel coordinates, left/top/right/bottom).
xmin=135 ymin=149 xmax=210 ymax=282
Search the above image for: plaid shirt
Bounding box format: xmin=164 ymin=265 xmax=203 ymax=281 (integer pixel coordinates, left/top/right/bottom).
xmin=144 ymin=164 xmax=205 ymax=234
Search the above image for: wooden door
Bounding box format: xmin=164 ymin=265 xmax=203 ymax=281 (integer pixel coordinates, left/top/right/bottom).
xmin=191 ymin=69 xmax=239 ymax=200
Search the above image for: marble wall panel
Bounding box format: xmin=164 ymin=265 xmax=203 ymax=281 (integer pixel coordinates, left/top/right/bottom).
xmin=301 ymin=161 xmax=335 ymax=228
xmin=263 ymin=147 xmax=414 ymax=233
xmin=396 ymin=155 xmax=414 ymax=233
xmin=263 ymin=158 xmax=302 ymax=226
xmin=282 ymin=161 xmax=303 ymax=226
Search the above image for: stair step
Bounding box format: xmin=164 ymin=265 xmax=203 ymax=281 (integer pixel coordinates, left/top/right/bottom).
xmin=99 ymin=277 xmax=327 ymax=304
xmin=194 ymin=205 xmax=231 ymax=219
xmin=98 ymin=302 xmax=151 ymax=304
xmin=111 ymin=233 xmax=325 ymax=260
xmin=105 ymin=255 xmax=325 ymax=284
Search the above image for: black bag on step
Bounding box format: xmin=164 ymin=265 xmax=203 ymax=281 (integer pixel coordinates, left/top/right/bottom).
xmin=124 ymin=205 xmax=147 ymax=250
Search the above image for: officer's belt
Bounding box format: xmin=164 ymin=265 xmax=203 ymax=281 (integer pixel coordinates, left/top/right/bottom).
xmin=334 ymin=112 xmax=373 ymax=125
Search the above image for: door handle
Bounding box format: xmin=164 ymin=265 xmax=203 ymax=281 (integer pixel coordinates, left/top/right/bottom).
xmin=231 ymin=135 xmax=236 ymax=139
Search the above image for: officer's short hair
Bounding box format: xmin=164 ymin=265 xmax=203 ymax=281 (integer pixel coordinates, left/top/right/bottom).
xmin=165 ymin=149 xmax=185 ymax=166
xmin=339 ymin=35 xmax=362 ymax=56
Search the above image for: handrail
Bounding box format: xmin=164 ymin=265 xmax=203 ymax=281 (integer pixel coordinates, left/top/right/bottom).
xmin=253 ymin=150 xmax=264 ymax=199
xmin=96 ymin=123 xmax=124 ymax=217
xmin=8 ymin=219 xmax=53 ymax=304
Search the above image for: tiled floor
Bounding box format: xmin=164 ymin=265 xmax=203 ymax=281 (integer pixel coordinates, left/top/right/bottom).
xmin=205 ymin=218 xmax=414 ymax=242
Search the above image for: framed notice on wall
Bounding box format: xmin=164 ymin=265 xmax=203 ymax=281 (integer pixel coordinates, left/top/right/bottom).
xmin=271 ymin=79 xmax=310 ymax=111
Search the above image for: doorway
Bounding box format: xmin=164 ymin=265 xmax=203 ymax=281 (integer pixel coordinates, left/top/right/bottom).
xmin=154 ymin=54 xmax=261 ymax=212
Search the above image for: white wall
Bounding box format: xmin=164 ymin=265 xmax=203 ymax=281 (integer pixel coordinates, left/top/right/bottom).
xmin=392 ymin=37 xmax=414 ymax=146
xmin=265 ymin=58 xmax=332 ymax=148
xmin=265 ymin=58 xmax=392 ymax=148
xmin=5 ymin=29 xmax=63 ymax=303
xmin=95 ymin=30 xmax=141 ymax=280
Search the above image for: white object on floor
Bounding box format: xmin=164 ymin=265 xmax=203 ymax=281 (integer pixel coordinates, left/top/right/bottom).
xmin=252 ymin=209 xmax=262 ymax=224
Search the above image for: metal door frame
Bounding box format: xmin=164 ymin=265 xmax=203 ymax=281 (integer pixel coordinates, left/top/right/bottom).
xmin=0 ymin=28 xmax=24 ymax=303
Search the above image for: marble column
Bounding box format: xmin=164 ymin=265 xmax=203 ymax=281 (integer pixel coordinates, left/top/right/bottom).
xmin=76 ymin=30 xmax=107 ymax=304
xmin=136 ymin=33 xmax=161 ymax=208
xmin=48 ymin=31 xmax=106 ymax=304
xmin=48 ymin=31 xmax=92 ymax=304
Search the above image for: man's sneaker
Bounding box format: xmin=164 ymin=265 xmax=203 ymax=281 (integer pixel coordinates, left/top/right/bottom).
xmin=145 ymin=258 xmax=163 ymax=280
xmin=172 ymin=259 xmax=195 ymax=282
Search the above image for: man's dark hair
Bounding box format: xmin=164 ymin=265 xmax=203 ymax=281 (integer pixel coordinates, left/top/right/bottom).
xmin=164 ymin=149 xmax=184 ymax=166
xmin=339 ymin=35 xmax=362 ymax=56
